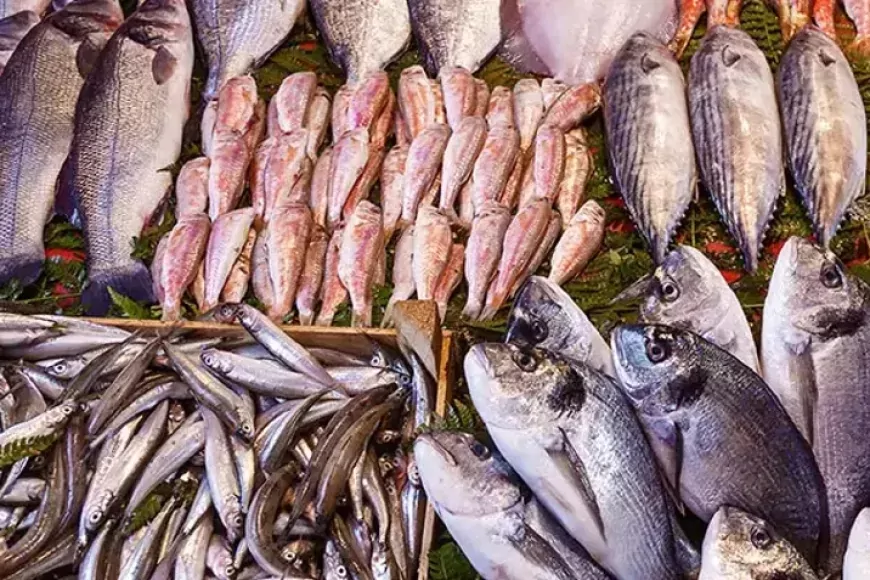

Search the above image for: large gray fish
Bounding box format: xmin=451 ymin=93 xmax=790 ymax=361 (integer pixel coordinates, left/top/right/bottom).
xmin=414 ymin=430 xmax=610 ymax=580
xmin=778 ymin=26 xmax=866 ymax=247
xmin=309 ymin=0 xmax=410 ymax=82
xmin=0 ymin=11 xmax=39 ymax=72
xmin=465 ymin=342 xmax=685 ymax=579
xmin=407 ymin=0 xmax=502 ymax=74
xmin=689 ymin=26 xmax=784 ymax=272
xmin=0 ymin=0 xmax=50 ymax=20
xmin=761 ymin=236 xmax=870 ymax=571
xmin=844 ymin=508 xmax=870 ymax=580
xmin=191 ymin=0 xmax=305 ymax=100
xmin=615 ymin=245 xmax=759 ymax=372
xmin=612 ymin=323 xmax=827 ymax=567
xmin=699 ymin=506 xmax=818 ymax=580
xmin=604 ymin=32 xmax=696 ymax=264
xmin=0 ymin=0 xmax=122 ymax=288
xmin=69 ymin=0 xmax=194 ymax=315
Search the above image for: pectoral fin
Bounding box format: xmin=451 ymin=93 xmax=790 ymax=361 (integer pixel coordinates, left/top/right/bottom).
xmin=152 ymin=46 xmax=178 ymax=85
xmin=643 ymin=417 xmax=684 ymax=515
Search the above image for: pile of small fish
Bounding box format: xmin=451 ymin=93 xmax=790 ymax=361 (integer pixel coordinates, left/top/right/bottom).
xmin=416 ymin=237 xmax=870 ymax=579
xmin=0 ymin=302 xmax=434 ymax=579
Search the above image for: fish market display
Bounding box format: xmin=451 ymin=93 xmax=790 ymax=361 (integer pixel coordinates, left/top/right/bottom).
xmin=70 ymin=0 xmax=194 ymax=315
xmin=689 ymin=24 xmax=784 ymax=272
xmin=191 ymin=0 xmax=305 ymax=100
xmin=762 ymin=237 xmax=870 ymax=570
xmin=0 ymin=0 xmax=122 ymax=288
xmin=778 ymin=26 xmax=867 ymax=248
xmin=604 ymin=32 xmax=696 ymax=264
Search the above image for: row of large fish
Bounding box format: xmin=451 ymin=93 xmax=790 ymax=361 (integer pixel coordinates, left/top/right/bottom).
xmin=417 ymin=235 xmax=870 ymax=579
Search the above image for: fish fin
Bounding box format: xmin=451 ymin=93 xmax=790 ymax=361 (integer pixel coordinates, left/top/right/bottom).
xmin=0 ymin=250 xmax=44 ymax=288
xmin=54 ymin=158 xmax=81 ymax=227
xmin=701 ymin=326 xmax=736 ymax=353
xmin=151 ymin=46 xmax=178 ymax=85
xmin=546 ymin=427 xmax=606 ymax=542
xmin=82 ymin=263 xmax=155 ymax=316
xmin=609 ymin=273 xmax=654 ymax=305
xmin=76 ymin=37 xmax=103 ymax=78
xmin=643 ymin=417 xmax=685 ymax=514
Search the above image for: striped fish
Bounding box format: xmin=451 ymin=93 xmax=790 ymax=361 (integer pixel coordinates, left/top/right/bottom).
xmin=604 ymin=32 xmax=696 ymax=264
xmin=689 ymin=26 xmax=784 ymax=272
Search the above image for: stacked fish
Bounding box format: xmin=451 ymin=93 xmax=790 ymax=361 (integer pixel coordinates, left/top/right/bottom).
xmin=417 ymin=234 xmax=870 ymax=579
xmin=0 ymin=303 xmax=434 ymax=579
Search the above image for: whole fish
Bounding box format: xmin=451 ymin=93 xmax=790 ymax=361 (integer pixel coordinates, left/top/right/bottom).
xmin=415 ymin=430 xmax=610 ymax=580
xmin=310 ymin=147 xmax=332 ymax=230
xmin=381 ymin=146 xmax=407 ymax=242
xmin=175 ymin=157 xmax=210 ymax=219
xmin=513 ymin=79 xmax=543 ymax=152
xmin=203 ymin=208 xmax=256 ymax=312
xmin=548 ymin=201 xmax=604 ymax=286
xmin=466 ymin=343 xmax=686 ymax=579
xmin=440 ymin=116 xmax=487 ymax=217
xmin=382 ymin=225 xmax=414 ymax=327
xmin=191 ymin=0 xmax=305 ymax=100
xmin=689 ymin=26 xmax=784 ymax=271
xmin=296 ymin=226 xmax=329 ymax=326
xmin=778 ymin=27 xmax=866 ymax=247
xmin=604 ymin=32 xmax=696 ymax=264
xmin=487 ymin=85 xmax=515 ymax=129
xmin=464 ymin=201 xmax=511 ymax=320
xmin=541 ymin=78 xmax=568 ymax=109
xmin=265 ymin=203 xmax=312 ymax=321
xmin=762 ymin=237 xmax=870 ymax=569
xmin=338 ymin=201 xmax=384 ymax=327
xmin=398 ymin=65 xmax=436 ymax=140
xmin=412 ymin=206 xmax=452 ymax=301
xmin=556 ymin=129 xmax=593 ymax=226
xmin=612 ymin=323 xmax=827 ymax=566
xmin=541 ymin=83 xmax=602 ymax=135
xmin=346 ymin=71 xmax=390 ymax=135
xmin=70 ymin=0 xmax=194 ymax=315
xmin=700 ymin=506 xmax=818 ymax=580
xmin=433 ymin=242 xmax=464 ymax=321
xmin=0 ymin=0 xmax=122 ymax=288
xmin=845 ymin=508 xmax=870 ymax=580
xmin=315 ymin=227 xmax=348 ymax=327
xmin=328 ymin=128 xmax=370 ymax=229
xmin=471 ymin=126 xmax=520 ymax=212
xmin=221 ymin=226 xmax=257 ymax=303
xmin=268 ymin=71 xmax=317 ymax=136
xmin=310 ymin=0 xmax=411 ymax=82
xmin=401 ymin=123 xmax=451 ymax=224
xmin=533 ymin=124 xmax=565 ymax=204
xmin=616 ymin=244 xmax=759 ymax=372
xmin=159 ymin=214 xmax=210 ymax=322
xmin=251 ymin=129 xmax=309 ymax=221
xmin=440 ymin=66 xmax=476 ymax=129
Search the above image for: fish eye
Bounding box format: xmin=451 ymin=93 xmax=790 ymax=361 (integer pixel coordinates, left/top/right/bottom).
xmin=750 ymin=526 xmax=773 ymax=550
xmin=218 ymin=304 xmax=237 ymax=320
xmin=660 ymin=280 xmax=680 ymax=302
xmin=512 ymin=351 xmax=538 ymax=372
xmin=225 ymin=565 xmax=237 ymax=577
xmin=820 ymin=263 xmax=842 ymax=289
xmin=88 ymin=510 xmax=102 ymax=524
xmin=468 ymin=441 xmax=490 ymax=460
xmin=371 ymin=352 xmax=385 ymax=367
xmin=52 ymin=362 xmax=68 ymax=374
xmin=399 ymin=373 xmax=412 ymax=387
xmin=645 ymin=339 xmax=670 ymax=363
xmin=337 ymin=565 xmax=348 ymax=578
xmin=530 ymin=318 xmax=548 ymax=342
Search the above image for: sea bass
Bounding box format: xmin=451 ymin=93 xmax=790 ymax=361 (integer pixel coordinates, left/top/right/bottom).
xmin=612 ymin=323 xmax=826 ymax=566
xmin=70 ymin=0 xmax=194 ymax=315
xmin=310 ymin=0 xmax=411 ymax=82
xmin=778 ymin=27 xmax=866 ymax=247
xmin=689 ymin=26 xmax=784 ymax=272
xmin=191 ymin=0 xmax=305 ymax=100
xmin=761 ymin=237 xmax=870 ymax=569
xmin=0 ymin=0 xmax=122 ymax=288
xmin=604 ymin=32 xmax=696 ymax=264
xmin=466 ymin=343 xmax=686 ymax=579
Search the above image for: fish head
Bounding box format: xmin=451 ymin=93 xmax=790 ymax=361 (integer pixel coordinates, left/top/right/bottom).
xmin=702 ymin=506 xmax=816 ymax=578
xmin=200 ymin=348 xmax=233 ymax=374
xmin=611 ymin=323 xmax=703 ymax=417
xmin=125 ymin=0 xmax=191 ymax=45
xmin=414 ymin=430 xmax=521 ymax=518
xmin=641 ymin=245 xmax=724 ymax=326
xmin=51 ymin=0 xmax=124 ymax=41
xmin=611 ymin=31 xmax=678 ymax=79
xmin=768 ymin=237 xmax=869 ymax=339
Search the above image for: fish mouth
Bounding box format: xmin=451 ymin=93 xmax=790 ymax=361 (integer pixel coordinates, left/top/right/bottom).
xmin=414 ymin=433 xmax=457 ymax=467
xmin=467 ymin=344 xmax=494 ymax=379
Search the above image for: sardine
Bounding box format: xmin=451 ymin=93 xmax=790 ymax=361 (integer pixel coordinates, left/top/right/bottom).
xmin=548 ymin=200 xmax=605 ymax=286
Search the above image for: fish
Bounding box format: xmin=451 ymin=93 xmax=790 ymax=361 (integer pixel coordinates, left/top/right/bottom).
xmin=306 ymin=86 xmax=332 ymax=159
xmin=191 ymin=0 xmax=305 ymax=100
xmin=296 ymin=226 xmax=329 ymax=326
xmin=440 ymin=116 xmax=487 ymax=217
xmin=265 ymin=203 xmax=312 ymax=321
xmin=221 ymin=227 xmax=257 ymax=303
xmin=398 ymin=65 xmax=436 ymax=140
xmin=267 ymin=71 xmax=317 ymax=137
xmin=251 ymin=129 xmax=309 ymax=221
xmin=401 ymin=123 xmax=451 ymax=224
xmin=497 ymin=0 xmax=551 ymax=77
xmin=0 ymin=0 xmax=122 ymax=288
xmin=471 ymin=126 xmax=520 ymax=212
xmin=440 ymin=66 xmax=476 ymax=129
xmin=604 ymin=32 xmax=696 ymax=264
xmin=383 ymin=226 xmax=415 ymax=327
xmin=203 ymin=208 xmax=256 ymax=312
xmin=342 ymin=146 xmax=385 ymax=221
xmin=466 ymin=342 xmax=687 ymax=579
xmin=338 ymin=201 xmax=384 ymax=327
xmin=328 ymin=128 xmax=370 ymax=230
xmin=612 ymin=323 xmax=827 ymax=566
xmin=346 ymin=71 xmax=390 ymax=135
xmin=310 ymin=147 xmax=332 ymax=231
xmin=486 ymin=85 xmax=514 ymax=130
xmin=540 ymin=83 xmax=602 ymax=133
xmin=370 ymin=87 xmax=396 ymax=151
xmin=616 ymin=244 xmax=759 ymax=372
xmin=0 ymin=11 xmax=39 ymax=74
xmin=699 ymin=506 xmax=818 ymax=580
xmin=512 ymin=79 xmax=544 ymax=152
xmin=433 ymin=242 xmax=464 ymax=321
xmin=159 ymin=214 xmax=210 ymax=322
xmin=381 ymin=147 xmax=407 ymax=242
xmin=778 ymin=26 xmax=866 ymax=247
xmin=412 ymin=206 xmax=452 ymax=301
xmin=175 ymin=157 xmax=211 ymax=219
xmin=70 ymin=0 xmax=195 ymax=315
xmin=310 ymin=0 xmax=411 ymax=82
xmin=414 ymin=430 xmax=610 ymax=580
xmin=463 ymin=201 xmax=511 ymax=320
xmin=532 ymin=124 xmax=566 ymax=204
xmin=516 ymin=212 xmax=561 ymax=293
xmin=315 ymin=227 xmax=348 ymax=327
xmin=556 ymin=129 xmax=593 ymax=226
xmin=844 ymin=508 xmax=870 ymax=580
xmin=0 ymin=0 xmax=49 ymax=20
xmin=250 ymin=229 xmax=274 ymax=313
xmin=689 ymin=26 xmax=784 ymax=271
xmin=541 ymin=78 xmax=568 ymax=109
xmin=512 ymin=0 xmax=678 ymax=84
xmin=761 ymin=237 xmax=870 ymax=569
xmin=407 ymin=0 xmax=502 ymax=74
xmin=548 ymin=201 xmax=605 ymax=286
xmin=844 ymin=0 xmax=870 ymax=55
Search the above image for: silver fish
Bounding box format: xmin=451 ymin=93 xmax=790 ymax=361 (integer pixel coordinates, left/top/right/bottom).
xmin=70 ymin=0 xmax=194 ymax=315
xmin=0 ymin=11 xmax=39 ymax=74
xmin=845 ymin=508 xmax=870 ymax=580
xmin=689 ymin=26 xmax=784 ymax=271
xmin=604 ymin=32 xmax=696 ymax=264
xmin=0 ymin=0 xmax=122 ymax=287
xmin=191 ymin=0 xmax=305 ymax=100
xmin=778 ymin=26 xmax=866 ymax=247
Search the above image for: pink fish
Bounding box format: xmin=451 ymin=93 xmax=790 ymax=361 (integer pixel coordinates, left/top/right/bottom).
xmin=517 ymin=155 xmax=537 ymax=210
xmin=201 ymin=100 xmax=217 ymax=158
xmin=395 ymin=107 xmax=411 ymax=148
xmin=343 ymin=147 xmax=386 ymax=220
xmin=463 ymin=201 xmax=511 ymax=320
xmin=513 ymin=79 xmax=544 ymax=151
xmin=549 ymin=200 xmax=605 ymax=286
xmin=310 ymin=147 xmax=333 ymax=230
xmin=472 ymin=126 xmax=520 ymax=212
xmin=251 ymin=229 xmax=274 ymax=313
xmin=328 ymin=128 xmax=370 ymax=230
xmin=398 ymin=66 xmax=434 ymax=140
xmin=412 ymin=206 xmax=452 ymax=301
xmin=175 ymin=157 xmax=210 ymax=219
xmin=315 ymin=227 xmax=348 ymax=326
xmin=534 ymin=124 xmax=566 ymax=204
xmin=338 ymin=201 xmax=383 ymax=327
xmin=430 ymin=80 xmax=447 ymax=125
xmin=220 ymin=227 xmax=257 ymax=304
xmin=844 ymin=0 xmax=870 ymax=53
xmin=440 ymin=117 xmax=487 ymax=218
xmin=268 ymin=72 xmax=318 ymax=137
xmin=346 ymin=71 xmax=390 ymax=134
xmin=296 ymin=226 xmax=329 ymax=326
xmin=487 ymin=85 xmax=515 ymax=130
xmin=266 ymin=203 xmax=312 ymax=321
xmin=190 ymin=262 xmax=206 ymax=313
xmin=440 ymin=66 xmax=477 ymax=130
xmin=370 ymin=88 xmax=396 ymax=150
xmin=670 ymin=0 xmax=706 ymax=56
xmin=499 ymin=157 xmax=525 ymax=210
xmin=457 ymin=178 xmax=475 ymax=230
xmin=434 ymin=242 xmax=465 ymax=322
xmin=332 ymin=84 xmax=354 ymax=142
xmin=474 ymin=78 xmax=490 ymax=118
xmin=556 ymin=129 xmax=593 ymax=227
xmin=203 ymin=208 xmax=256 ymax=311
xmin=513 ymin=211 xmax=562 ymax=296
xmin=541 ymin=83 xmax=601 ymax=133
xmin=541 ymin=78 xmax=569 ymax=110
xmin=381 ymin=146 xmax=408 ymax=242
xmin=382 ymin=225 xmax=415 ymax=327
xmin=250 ymin=130 xmax=309 ymax=221
xmin=305 ymin=87 xmax=332 ymax=159
xmin=401 ymin=124 xmax=452 ymax=224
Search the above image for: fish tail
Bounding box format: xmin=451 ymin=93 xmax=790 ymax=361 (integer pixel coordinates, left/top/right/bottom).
xmin=849 ymin=36 xmax=870 ymax=60
xmin=82 ymin=262 xmax=155 ymax=316
xmin=0 ymin=250 xmax=45 ymax=287
xmin=351 ymin=307 xmax=371 ymax=328
xmin=461 ymin=298 xmax=482 ymax=321
xmin=298 ymin=309 xmax=315 ymax=326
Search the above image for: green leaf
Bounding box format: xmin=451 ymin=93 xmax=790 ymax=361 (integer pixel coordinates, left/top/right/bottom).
xmin=0 ymin=432 xmax=60 ymax=469
xmin=108 ymin=287 xmax=155 ymax=320
xmin=428 ymin=540 xmax=480 ymax=580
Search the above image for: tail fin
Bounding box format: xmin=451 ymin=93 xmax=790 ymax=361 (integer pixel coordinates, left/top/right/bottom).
xmin=82 ymin=262 xmax=155 ymax=316
xmin=0 ymin=250 xmax=44 ymax=288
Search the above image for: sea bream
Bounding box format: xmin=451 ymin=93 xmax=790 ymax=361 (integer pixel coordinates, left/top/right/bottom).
xmin=689 ymin=25 xmax=784 ymax=272
xmin=762 ymin=237 xmax=870 ymax=570
xmin=191 ymin=0 xmax=305 ymax=100
xmin=0 ymin=0 xmax=123 ymax=289
xmin=604 ymin=32 xmax=696 ymax=264
xmin=778 ymin=26 xmax=866 ymax=247
xmin=69 ymin=0 xmax=194 ymax=315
